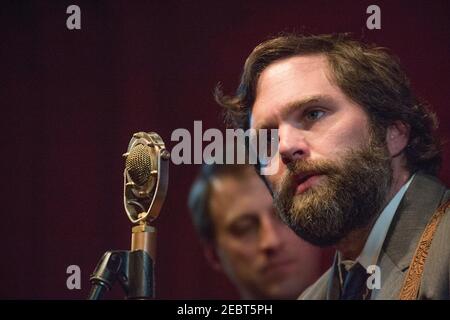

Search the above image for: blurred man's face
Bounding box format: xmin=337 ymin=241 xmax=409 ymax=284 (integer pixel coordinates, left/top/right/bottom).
xmin=208 ymin=169 xmax=321 ymax=299
xmin=250 ymin=55 xmax=392 ymax=246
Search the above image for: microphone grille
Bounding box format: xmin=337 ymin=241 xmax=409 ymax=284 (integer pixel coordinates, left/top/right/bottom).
xmin=126 ymin=144 xmax=153 ymax=186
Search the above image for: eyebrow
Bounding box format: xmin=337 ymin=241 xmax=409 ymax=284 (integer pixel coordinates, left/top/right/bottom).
xmin=253 ymin=94 xmax=333 ymax=130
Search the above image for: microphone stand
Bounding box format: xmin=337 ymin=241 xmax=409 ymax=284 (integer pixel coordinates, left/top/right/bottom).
xmin=88 ymin=131 xmax=168 ymax=300
xmin=88 ymin=222 xmax=156 ymax=300
xmin=129 ymin=222 xmax=157 ymax=298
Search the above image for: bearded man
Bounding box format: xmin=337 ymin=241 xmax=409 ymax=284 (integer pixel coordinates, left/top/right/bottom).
xmin=215 ymin=34 xmax=449 ymax=299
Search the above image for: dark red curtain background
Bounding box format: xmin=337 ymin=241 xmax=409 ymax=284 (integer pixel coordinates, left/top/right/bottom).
xmin=1 ymin=0 xmax=449 ymax=299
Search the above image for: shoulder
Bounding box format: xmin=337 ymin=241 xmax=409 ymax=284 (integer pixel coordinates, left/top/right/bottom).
xmin=298 ymin=267 xmax=334 ymax=300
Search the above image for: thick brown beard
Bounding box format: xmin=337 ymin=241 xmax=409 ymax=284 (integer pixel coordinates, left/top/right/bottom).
xmin=273 ymin=136 xmax=392 ymax=247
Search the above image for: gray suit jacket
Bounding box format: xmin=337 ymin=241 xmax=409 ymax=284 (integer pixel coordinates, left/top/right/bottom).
xmin=300 ymin=173 xmax=450 ymax=300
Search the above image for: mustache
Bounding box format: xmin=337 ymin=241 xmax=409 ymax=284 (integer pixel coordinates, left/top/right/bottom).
xmin=286 ymin=159 xmax=338 ymax=176
xmin=282 ymin=140 xmax=389 ymax=186
xmin=282 ymin=159 xmax=340 ymax=188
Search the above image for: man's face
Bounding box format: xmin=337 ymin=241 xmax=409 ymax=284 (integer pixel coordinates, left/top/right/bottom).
xmin=208 ymin=169 xmax=321 ymax=299
xmin=250 ymin=55 xmax=392 ymax=246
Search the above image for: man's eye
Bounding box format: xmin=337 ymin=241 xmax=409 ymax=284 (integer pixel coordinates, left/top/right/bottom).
xmin=229 ymin=218 xmax=259 ymax=237
xmin=305 ymin=109 xmax=325 ymax=121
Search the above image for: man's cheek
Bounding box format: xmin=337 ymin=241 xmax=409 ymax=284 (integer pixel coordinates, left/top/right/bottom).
xmin=264 ymin=174 xmax=279 ymax=193
xmin=259 ymin=151 xmax=281 ymax=176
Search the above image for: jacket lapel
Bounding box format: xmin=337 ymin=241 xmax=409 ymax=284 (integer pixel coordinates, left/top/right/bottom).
xmin=374 ymin=173 xmax=447 ymax=299
xmin=382 ymin=173 xmax=446 ymax=270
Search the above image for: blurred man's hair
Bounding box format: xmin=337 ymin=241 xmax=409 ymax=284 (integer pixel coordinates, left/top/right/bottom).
xmin=188 ymin=163 xmax=254 ymax=243
xmin=215 ymin=33 xmax=442 ymax=175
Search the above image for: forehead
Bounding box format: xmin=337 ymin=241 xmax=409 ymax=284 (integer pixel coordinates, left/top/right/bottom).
xmin=251 ymin=54 xmax=341 ymax=127
xmin=209 ymin=173 xmax=272 ymax=225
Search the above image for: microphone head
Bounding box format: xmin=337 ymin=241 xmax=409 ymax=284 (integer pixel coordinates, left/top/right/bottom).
xmin=123 ymin=131 xmax=169 ymax=224
xmin=125 ymin=144 xmax=153 ymax=186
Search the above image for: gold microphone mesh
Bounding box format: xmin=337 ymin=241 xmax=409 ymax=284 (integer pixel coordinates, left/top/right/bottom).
xmin=126 ymin=144 xmax=152 ymax=186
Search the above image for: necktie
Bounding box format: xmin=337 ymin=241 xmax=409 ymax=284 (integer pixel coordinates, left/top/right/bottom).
xmin=340 ymin=262 xmax=370 ymax=300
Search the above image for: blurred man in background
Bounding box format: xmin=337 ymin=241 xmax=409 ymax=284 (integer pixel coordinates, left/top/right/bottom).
xmin=188 ymin=163 xmax=325 ymax=299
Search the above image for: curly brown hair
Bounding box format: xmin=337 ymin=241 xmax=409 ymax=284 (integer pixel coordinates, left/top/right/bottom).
xmin=215 ymin=33 xmax=442 ymax=175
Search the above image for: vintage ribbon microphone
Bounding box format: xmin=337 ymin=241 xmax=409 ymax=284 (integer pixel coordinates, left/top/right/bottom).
xmin=88 ymin=132 xmax=169 ymax=299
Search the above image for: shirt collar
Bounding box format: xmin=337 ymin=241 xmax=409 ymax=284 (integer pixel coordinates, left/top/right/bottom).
xmin=338 ymin=174 xmax=415 ymax=274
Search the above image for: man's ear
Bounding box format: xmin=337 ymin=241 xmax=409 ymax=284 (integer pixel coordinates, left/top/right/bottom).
xmin=203 ymin=243 xmax=223 ymax=273
xmin=386 ymin=121 xmax=410 ymax=157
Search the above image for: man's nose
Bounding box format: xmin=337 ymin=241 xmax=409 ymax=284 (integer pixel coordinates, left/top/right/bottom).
xmin=278 ymin=123 xmax=308 ymax=164
xmin=259 ymin=216 xmax=282 ymax=252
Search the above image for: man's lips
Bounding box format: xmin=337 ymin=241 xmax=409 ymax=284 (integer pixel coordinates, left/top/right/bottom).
xmin=294 ymin=173 xmax=324 ymax=194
